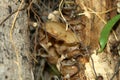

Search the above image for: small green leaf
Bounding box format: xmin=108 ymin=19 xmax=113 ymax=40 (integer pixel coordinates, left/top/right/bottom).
xmin=47 ymin=63 xmax=61 ymax=77
xmin=98 ymin=14 xmax=120 ymax=53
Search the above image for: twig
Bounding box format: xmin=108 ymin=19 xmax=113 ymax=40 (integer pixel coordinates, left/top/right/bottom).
xmin=110 ymin=69 xmax=120 ymax=80
xmin=87 ymin=8 xmax=107 ymax=24
xmin=85 ymin=48 xmax=98 ymax=79
xmin=90 ymin=56 xmax=98 ymax=79
xmin=0 ymin=7 xmax=26 ymax=26
xmin=77 ymin=1 xmax=116 ymax=24
xmin=9 ymin=0 xmax=24 ymax=80
xmin=59 ymin=0 xmax=68 ymax=30
xmin=112 ymin=30 xmax=119 ymax=41
xmin=110 ymin=58 xmax=120 ymax=80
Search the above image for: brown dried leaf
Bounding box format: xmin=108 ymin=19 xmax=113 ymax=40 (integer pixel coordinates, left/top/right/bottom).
xmin=67 ymin=49 xmax=81 ymax=58
xmin=47 ymin=47 xmax=59 ymax=64
xmin=61 ymin=65 xmax=78 ymax=78
xmin=44 ymin=21 xmax=80 ymax=44
xmin=78 ymin=56 xmax=89 ymax=64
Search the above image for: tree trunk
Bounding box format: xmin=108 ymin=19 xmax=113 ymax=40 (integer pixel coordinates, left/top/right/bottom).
xmin=0 ymin=0 xmax=32 ymax=80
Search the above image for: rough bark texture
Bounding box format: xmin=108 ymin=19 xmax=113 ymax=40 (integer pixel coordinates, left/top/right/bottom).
xmin=0 ymin=0 xmax=32 ymax=80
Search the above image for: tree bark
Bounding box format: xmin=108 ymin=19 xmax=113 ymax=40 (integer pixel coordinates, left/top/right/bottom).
xmin=0 ymin=0 xmax=32 ymax=80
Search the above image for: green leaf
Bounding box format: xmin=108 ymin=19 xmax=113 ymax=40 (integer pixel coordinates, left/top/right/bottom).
xmin=98 ymin=14 xmax=120 ymax=53
xmin=47 ymin=63 xmax=61 ymax=77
